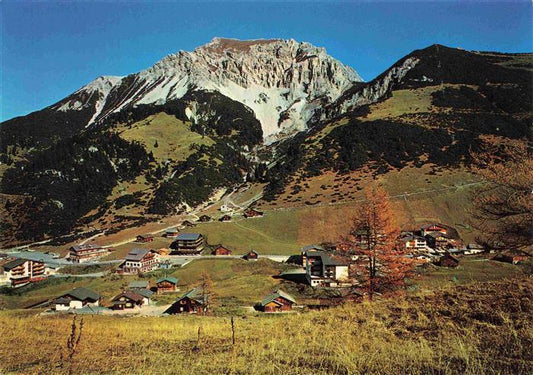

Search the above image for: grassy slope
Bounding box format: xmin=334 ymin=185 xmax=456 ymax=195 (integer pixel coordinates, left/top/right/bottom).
xmin=1 ymin=277 xmax=531 ymax=374
xmin=118 ymin=112 xmax=215 ymax=163
xmin=255 ymin=82 xmax=497 ymax=245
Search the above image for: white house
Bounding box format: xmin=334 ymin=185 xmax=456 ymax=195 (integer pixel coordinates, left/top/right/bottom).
xmin=53 ymin=287 xmax=100 ymax=311
xmin=119 ymin=249 xmax=160 ymax=274
xmin=301 ymin=247 xmax=350 ymax=288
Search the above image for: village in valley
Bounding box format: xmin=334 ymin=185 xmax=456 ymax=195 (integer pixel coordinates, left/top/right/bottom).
xmin=1 ymin=199 xmax=529 ymax=316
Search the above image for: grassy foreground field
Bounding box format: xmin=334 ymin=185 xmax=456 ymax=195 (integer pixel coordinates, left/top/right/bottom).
xmin=1 ymin=277 xmax=531 ymax=374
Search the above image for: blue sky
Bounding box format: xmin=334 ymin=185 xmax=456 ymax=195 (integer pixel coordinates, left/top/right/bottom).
xmin=2 ymin=1 xmax=531 ymax=122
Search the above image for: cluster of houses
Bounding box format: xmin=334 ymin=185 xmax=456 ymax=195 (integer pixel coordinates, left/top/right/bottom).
xmin=49 ymin=278 xmax=179 ymax=313
xmin=397 ymin=223 xmax=532 ymax=268
xmin=197 ymin=208 xmax=264 ymax=224
xmin=45 ymin=280 xmax=297 ymax=315
xmin=399 ymin=223 xmax=464 ymax=258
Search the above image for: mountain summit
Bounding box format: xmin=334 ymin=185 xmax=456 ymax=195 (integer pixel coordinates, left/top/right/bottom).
xmin=53 ymin=37 xmax=361 ymax=142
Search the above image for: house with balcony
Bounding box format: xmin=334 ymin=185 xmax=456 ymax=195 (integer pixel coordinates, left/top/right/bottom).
xmin=164 ymin=288 xmax=207 ymax=314
xmin=1 ymin=258 xmax=47 ymax=287
xmin=118 ymin=249 xmax=160 ymax=274
xmin=156 ymin=277 xmax=179 ymax=293
xmin=302 ymin=248 xmax=350 ymax=288
xmin=400 ymin=233 xmax=430 ymax=252
xmin=68 ymin=243 xmax=108 ymax=263
xmin=258 ymin=290 xmax=296 ymax=312
xmin=111 ymin=291 xmax=146 ymax=310
xmin=170 ymin=233 xmax=204 ymax=255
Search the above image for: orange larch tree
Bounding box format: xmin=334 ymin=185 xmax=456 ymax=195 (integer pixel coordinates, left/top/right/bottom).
xmin=338 ymin=184 xmax=420 ymax=300
xmin=470 ymin=138 xmax=533 ymax=252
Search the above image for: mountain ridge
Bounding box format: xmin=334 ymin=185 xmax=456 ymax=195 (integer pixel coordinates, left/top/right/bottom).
xmin=0 ymin=41 xmax=531 ymax=245
xmin=33 ymin=37 xmax=361 ymax=144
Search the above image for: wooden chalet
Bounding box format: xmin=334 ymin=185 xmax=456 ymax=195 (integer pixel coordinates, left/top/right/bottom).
xmin=170 ymin=233 xmax=204 ymax=255
xmin=198 ymin=215 xmax=212 ymax=222
xmin=243 ymin=209 xmax=263 ymax=218
xmin=259 ymin=290 xmax=296 ymax=312
xmin=212 ymin=245 xmax=232 ymax=256
xmin=111 ymin=291 xmax=145 ymax=310
xmin=1 ymin=258 xmax=46 ymax=287
xmin=136 ymin=234 xmax=154 ymax=243
xmin=119 ymin=249 xmax=159 ymax=274
xmin=165 ymin=228 xmax=179 ymax=238
xmin=181 ymin=220 xmax=196 ymax=227
xmin=493 ymin=250 xmax=530 ymax=265
xmin=68 ymin=243 xmax=107 ymax=263
xmin=164 ymin=288 xmax=207 ymax=314
xmin=53 ymin=287 xmax=100 ymax=311
xmin=436 ymin=253 xmax=460 ymax=268
xmin=219 ymin=215 xmax=232 ymax=222
xmin=243 ymin=249 xmax=259 ymax=261
xmin=156 ymin=277 xmax=179 ymax=293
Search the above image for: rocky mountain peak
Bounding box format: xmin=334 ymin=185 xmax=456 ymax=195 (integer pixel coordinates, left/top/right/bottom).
xmin=52 ymin=38 xmax=362 ymax=143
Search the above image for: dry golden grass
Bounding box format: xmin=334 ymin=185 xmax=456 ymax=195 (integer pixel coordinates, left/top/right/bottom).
xmin=1 ymin=277 xmax=531 ymax=374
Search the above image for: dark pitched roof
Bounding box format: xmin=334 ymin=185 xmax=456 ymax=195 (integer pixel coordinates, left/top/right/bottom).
xmin=261 ymin=290 xmax=296 ymax=306
xmin=2 ymin=258 xmax=26 ymax=270
xmin=305 ymin=250 xmax=348 ymax=266
xmin=125 ymin=249 xmax=151 ymax=261
xmin=70 ymin=243 xmax=101 ymax=252
xmin=60 ymin=287 xmax=100 ymax=302
xmin=243 ymin=250 xmax=259 ymax=259
xmin=156 ymin=276 xmax=178 ymax=285
xmin=176 ymin=288 xmax=206 ymax=304
xmin=128 ymin=280 xmax=149 ymax=289
xmin=54 ymin=297 xmax=71 ymax=304
xmin=177 ymin=233 xmax=202 ymax=241
xmin=134 ymin=289 xmax=154 ymax=299
xmin=301 ymin=244 xmax=325 ymax=252
xmin=112 ymin=291 xmax=144 ymax=303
